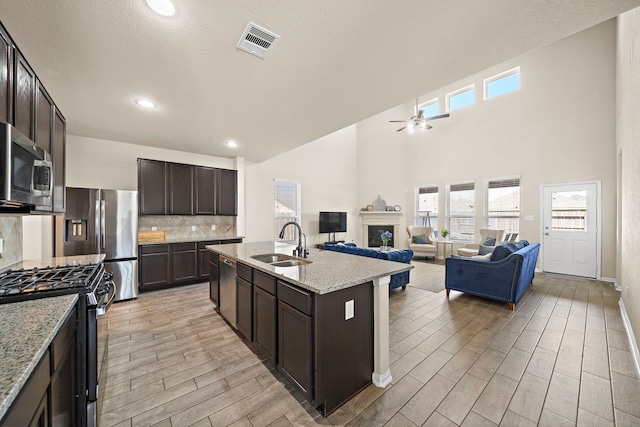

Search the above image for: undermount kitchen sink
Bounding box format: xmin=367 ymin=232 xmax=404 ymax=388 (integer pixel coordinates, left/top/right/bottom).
xmin=250 ymin=253 xmax=311 ymax=267
xmin=270 ymin=259 xmax=311 ymax=267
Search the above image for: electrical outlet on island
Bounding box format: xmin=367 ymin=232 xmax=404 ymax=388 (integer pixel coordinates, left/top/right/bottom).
xmin=191 ymin=225 xmax=196 ymax=231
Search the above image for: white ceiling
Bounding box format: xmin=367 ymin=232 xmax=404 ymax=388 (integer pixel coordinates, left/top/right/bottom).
xmin=0 ymin=0 xmax=638 ymax=163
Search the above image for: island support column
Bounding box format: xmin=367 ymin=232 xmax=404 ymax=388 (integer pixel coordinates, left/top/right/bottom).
xmin=372 ymin=275 xmax=392 ymax=387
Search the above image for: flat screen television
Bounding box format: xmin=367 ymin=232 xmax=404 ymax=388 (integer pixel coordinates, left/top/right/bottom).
xmin=319 ymin=211 xmax=347 ymax=234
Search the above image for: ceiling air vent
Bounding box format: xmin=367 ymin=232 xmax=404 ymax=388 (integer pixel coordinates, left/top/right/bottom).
xmin=236 ymin=22 xmax=280 ymax=59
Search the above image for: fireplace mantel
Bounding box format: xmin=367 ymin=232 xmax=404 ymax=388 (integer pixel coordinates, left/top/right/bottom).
xmin=359 ymin=211 xmax=403 ymax=247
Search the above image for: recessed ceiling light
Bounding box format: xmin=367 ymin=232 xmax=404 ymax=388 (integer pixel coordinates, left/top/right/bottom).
xmin=146 ymin=0 xmax=176 ymax=17
xmin=135 ymin=99 xmax=156 ymax=109
xmin=225 ymin=140 xmax=238 ymax=148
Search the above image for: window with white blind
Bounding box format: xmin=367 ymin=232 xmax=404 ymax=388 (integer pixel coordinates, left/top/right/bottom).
xmin=446 ymin=182 xmax=475 ymax=240
xmin=274 ymin=179 xmax=301 ymax=241
xmin=415 ymin=186 xmax=438 ymax=231
xmin=486 ymin=177 xmax=520 ymax=234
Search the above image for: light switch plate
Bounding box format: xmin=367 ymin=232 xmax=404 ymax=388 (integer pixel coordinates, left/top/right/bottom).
xmin=211 ymin=224 xmax=216 ymax=230
xmin=151 ymin=226 xmax=157 ymax=231
xmin=191 ymin=226 xmax=196 ymax=231
xmin=524 ymin=215 xmax=534 ymax=221
xmin=345 ymin=300 xmax=354 ymax=320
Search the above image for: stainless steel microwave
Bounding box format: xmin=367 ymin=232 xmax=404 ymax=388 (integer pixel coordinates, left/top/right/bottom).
xmin=0 ymin=122 xmax=53 ymax=209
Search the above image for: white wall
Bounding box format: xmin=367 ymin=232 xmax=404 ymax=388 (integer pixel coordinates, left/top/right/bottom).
xmin=66 ymin=135 xmax=236 ymax=190
xmin=245 ymin=126 xmax=358 ymax=246
xmin=355 ymin=19 xmax=618 ymax=278
xmin=617 ymin=7 xmax=640 ymax=365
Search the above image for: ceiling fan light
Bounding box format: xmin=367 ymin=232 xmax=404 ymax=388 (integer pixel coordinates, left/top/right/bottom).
xmin=407 ymin=123 xmax=415 ymax=133
xmin=419 ymin=121 xmax=427 ymax=131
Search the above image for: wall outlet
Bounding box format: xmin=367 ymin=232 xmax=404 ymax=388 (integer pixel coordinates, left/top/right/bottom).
xmin=151 ymin=226 xmax=157 ymax=231
xmin=211 ymin=224 xmax=216 ymax=231
xmin=0 ymin=238 xmax=3 ymax=254
xmin=191 ymin=225 xmax=196 ymax=231
xmin=345 ymin=299 xmax=354 ymax=320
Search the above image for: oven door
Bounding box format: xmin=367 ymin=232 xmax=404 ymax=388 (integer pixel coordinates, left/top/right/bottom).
xmin=87 ymin=277 xmax=116 ymax=427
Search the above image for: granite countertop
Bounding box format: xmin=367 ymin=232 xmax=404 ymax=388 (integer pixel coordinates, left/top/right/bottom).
xmin=0 ymin=294 xmax=78 ymax=420
xmin=207 ymin=241 xmax=413 ymax=295
xmin=138 ymin=235 xmax=244 ymax=245
xmin=1 ymin=254 xmax=106 ymax=273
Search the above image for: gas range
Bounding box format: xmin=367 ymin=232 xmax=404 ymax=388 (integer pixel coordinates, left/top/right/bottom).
xmin=0 ymin=263 xmax=109 ymax=304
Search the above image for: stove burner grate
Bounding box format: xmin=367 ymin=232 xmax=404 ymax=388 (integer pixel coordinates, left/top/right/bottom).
xmin=0 ymin=263 xmax=104 ymax=302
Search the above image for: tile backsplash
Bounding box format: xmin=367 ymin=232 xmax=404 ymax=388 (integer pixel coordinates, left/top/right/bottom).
xmin=0 ymin=216 xmax=23 ymax=269
xmin=138 ymin=215 xmax=237 ymax=240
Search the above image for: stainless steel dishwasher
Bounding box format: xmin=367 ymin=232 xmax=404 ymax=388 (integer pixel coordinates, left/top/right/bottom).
xmin=218 ymin=255 xmax=237 ymax=328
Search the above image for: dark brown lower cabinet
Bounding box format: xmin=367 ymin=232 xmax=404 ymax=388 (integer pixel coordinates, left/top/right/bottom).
xmin=236 ymin=277 xmax=253 ymax=340
xmin=278 ymin=300 xmax=313 ymax=399
xmin=171 ymin=243 xmax=197 ymax=283
xmin=2 ymin=304 xmax=78 ymax=426
xmin=139 ymin=244 xmax=171 ymax=291
xmin=209 ymin=253 xmax=219 ymax=306
xmin=1 ymin=351 xmax=50 ymax=426
xmin=253 ymin=286 xmax=277 ymax=363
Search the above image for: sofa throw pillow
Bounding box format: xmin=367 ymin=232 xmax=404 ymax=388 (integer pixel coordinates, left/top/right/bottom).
xmin=490 ymin=240 xmax=531 ymax=261
xmin=412 ymin=234 xmax=429 ymax=244
xmin=478 ymin=244 xmax=494 ymax=256
xmin=481 ymin=237 xmax=496 ymax=246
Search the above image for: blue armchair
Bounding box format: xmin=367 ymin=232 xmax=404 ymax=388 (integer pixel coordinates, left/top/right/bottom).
xmin=445 ymin=241 xmax=540 ymax=310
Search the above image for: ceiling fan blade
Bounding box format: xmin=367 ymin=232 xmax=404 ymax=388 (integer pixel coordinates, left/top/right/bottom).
xmin=424 ymin=113 xmax=450 ymax=121
xmin=427 ymin=124 xmax=433 ymax=130
xmin=396 ymin=126 xmax=407 ymax=132
xmin=389 ymin=120 xmax=407 ymax=123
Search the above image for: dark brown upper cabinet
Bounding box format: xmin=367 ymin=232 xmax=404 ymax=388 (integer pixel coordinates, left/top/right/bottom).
xmin=0 ymin=25 xmax=13 ymax=124
xmin=194 ymin=166 xmax=216 ymax=215
xmin=138 ymin=158 xmax=237 ymax=216
xmin=35 ymin=80 xmax=53 ymax=153
xmin=216 ymin=168 xmax=237 ymax=216
xmin=167 ymin=163 xmax=194 ymax=215
xmin=52 ymin=108 xmax=66 ymax=213
xmin=13 ymin=50 xmax=35 ymax=140
xmin=138 ymin=158 xmax=167 ymax=215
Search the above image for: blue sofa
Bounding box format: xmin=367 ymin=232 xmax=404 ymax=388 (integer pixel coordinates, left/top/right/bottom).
xmin=445 ymin=241 xmax=540 ymax=310
xmin=322 ymin=243 xmax=413 ymax=291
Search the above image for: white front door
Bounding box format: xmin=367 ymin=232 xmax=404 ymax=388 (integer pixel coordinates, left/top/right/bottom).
xmin=542 ymin=183 xmax=599 ymax=278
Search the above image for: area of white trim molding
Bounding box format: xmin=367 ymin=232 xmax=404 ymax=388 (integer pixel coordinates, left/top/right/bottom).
xmin=619 ymin=298 xmax=640 ymax=378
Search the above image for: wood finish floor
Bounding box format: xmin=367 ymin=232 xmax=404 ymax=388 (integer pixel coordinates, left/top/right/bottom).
xmin=100 ymin=263 xmax=640 ymax=426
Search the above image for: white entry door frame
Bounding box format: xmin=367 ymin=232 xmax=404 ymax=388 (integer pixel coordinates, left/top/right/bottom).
xmin=540 ymin=181 xmax=601 ymax=279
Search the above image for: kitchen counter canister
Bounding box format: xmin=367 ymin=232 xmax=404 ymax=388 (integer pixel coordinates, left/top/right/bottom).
xmin=206 ymin=241 xmax=412 ymax=295
xmin=0 ymin=294 xmax=78 ymax=420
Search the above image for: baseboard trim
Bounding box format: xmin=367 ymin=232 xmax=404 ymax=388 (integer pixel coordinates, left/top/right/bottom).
xmin=372 ymin=369 xmax=392 ymax=388
xmin=619 ymin=298 xmax=640 ymax=378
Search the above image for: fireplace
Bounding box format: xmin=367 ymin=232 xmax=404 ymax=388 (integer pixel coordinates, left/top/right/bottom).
xmin=359 ymin=211 xmax=403 ymax=248
xmin=368 ymin=225 xmax=395 ymax=247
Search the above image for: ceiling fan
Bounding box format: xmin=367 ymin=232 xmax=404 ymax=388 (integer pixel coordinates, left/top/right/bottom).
xmin=389 ymin=99 xmax=450 ymax=133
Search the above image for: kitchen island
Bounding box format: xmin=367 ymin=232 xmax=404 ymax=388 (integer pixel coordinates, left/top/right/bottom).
xmin=207 ymin=241 xmax=412 ymax=416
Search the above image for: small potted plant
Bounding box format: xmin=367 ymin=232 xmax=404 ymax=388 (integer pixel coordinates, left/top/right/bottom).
xmin=380 ymin=231 xmax=392 ymax=251
xmin=440 ymin=228 xmax=449 ymax=240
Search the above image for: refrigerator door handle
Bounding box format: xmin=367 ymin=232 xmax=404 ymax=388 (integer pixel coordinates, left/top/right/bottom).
xmin=95 ymin=199 xmax=101 ymax=250
xmin=101 ymin=200 xmax=106 ymax=250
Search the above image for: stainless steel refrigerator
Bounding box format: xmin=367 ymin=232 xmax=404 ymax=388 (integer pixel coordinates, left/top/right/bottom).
xmin=61 ymin=187 xmax=138 ymax=301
